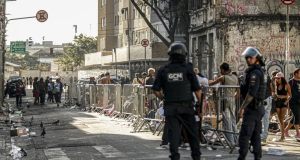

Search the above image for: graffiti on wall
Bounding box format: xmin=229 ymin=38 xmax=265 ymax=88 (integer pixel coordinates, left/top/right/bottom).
xmin=224 ymin=0 xmax=259 ymax=15
xmin=227 ymin=33 xmax=300 ymax=76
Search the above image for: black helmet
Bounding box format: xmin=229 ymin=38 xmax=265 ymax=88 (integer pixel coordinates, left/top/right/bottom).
xmin=168 ymin=43 xmax=188 ymax=56
xmin=241 ymin=47 xmax=265 ymax=66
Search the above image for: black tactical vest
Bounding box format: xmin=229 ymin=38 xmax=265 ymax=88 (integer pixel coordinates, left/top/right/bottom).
xmin=242 ymin=66 xmax=267 ymax=101
xmin=163 ymin=63 xmax=194 ymax=103
xmin=257 ymin=68 xmax=267 ymax=101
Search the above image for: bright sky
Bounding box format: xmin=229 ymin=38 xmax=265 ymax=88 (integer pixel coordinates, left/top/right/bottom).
xmin=6 ymin=0 xmax=98 ymax=45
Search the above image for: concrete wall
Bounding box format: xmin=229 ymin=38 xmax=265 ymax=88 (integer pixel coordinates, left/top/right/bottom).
xmin=85 ymin=52 xmax=113 ymax=66
xmin=221 ymin=0 xmax=300 ymax=15
xmin=225 ymin=22 xmax=300 ymax=76
xmin=113 ymin=42 xmax=168 ymax=62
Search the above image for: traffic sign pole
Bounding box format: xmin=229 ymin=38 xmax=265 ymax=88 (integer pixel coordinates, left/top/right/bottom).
xmin=141 ymin=39 xmax=149 ymax=72
xmin=145 ymin=47 xmax=146 ymax=72
xmin=286 ymin=5 xmax=289 ymax=78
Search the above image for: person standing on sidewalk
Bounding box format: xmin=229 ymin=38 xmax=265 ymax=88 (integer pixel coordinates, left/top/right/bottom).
xmin=237 ymin=47 xmax=266 ymax=160
xmin=29 ymin=76 xmax=33 ymax=88
xmin=38 ymin=78 xmax=47 ymax=105
xmin=16 ymin=79 xmax=22 ymax=107
xmin=47 ymin=78 xmax=54 ymax=102
xmin=209 ymin=62 xmax=239 ymax=147
xmin=132 ymin=73 xmax=143 ymax=85
xmin=33 ymin=77 xmax=39 ymax=105
xmin=152 ymin=43 xmax=202 ymax=160
xmin=260 ymin=73 xmax=273 ymax=143
xmin=54 ymin=79 xmax=61 ymax=103
xmin=285 ymin=68 xmax=300 ymax=138
xmin=101 ymin=72 xmax=111 ymax=84
xmin=273 ymin=72 xmax=292 ymax=142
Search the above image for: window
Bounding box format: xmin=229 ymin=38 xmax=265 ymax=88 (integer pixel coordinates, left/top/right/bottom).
xmin=101 ymin=17 xmax=106 ymax=29
xmin=115 ymin=16 xmax=119 ymax=26
xmin=133 ymin=9 xmax=135 ymax=19
xmin=145 ymin=30 xmax=148 ymax=39
xmin=125 ymin=10 xmax=128 ymax=20
xmin=101 ymin=0 xmax=106 ymax=7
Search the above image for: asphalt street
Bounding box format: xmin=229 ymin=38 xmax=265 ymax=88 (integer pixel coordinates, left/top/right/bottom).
xmin=1 ymin=88 xmax=300 ymax=160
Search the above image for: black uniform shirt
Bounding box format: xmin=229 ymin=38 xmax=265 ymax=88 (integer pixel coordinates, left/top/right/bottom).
xmin=244 ymin=65 xmax=263 ymax=98
xmin=152 ymin=62 xmax=201 ymax=116
xmin=289 ymin=79 xmax=300 ymax=104
xmin=152 ymin=62 xmax=201 ymax=92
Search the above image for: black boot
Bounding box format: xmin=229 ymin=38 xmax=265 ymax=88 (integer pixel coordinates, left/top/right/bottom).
xmin=237 ymin=157 xmax=245 ymax=160
xmin=192 ymin=155 xmax=200 ymax=160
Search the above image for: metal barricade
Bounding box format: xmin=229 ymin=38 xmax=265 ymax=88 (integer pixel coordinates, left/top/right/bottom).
xmin=101 ymin=84 xmax=122 ymax=116
xmin=133 ymin=85 xmax=163 ymax=134
xmin=71 ymin=84 xmax=78 ymax=104
xmin=202 ymin=85 xmax=240 ymax=150
xmin=95 ymin=84 xmax=104 ymax=113
xmin=77 ymin=84 xmax=85 ymax=107
xmin=120 ymin=84 xmax=139 ymax=118
xmin=89 ymin=85 xmax=96 ymax=107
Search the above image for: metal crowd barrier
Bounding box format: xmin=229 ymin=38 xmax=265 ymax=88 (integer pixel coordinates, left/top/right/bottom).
xmin=133 ymin=85 xmax=164 ymax=134
xmin=65 ymin=83 xmax=242 ymax=144
xmin=98 ymin=84 xmax=121 ymax=116
xmin=95 ymin=84 xmax=104 ymax=111
xmin=120 ymin=84 xmax=139 ymax=119
xmin=202 ymin=85 xmax=240 ymax=151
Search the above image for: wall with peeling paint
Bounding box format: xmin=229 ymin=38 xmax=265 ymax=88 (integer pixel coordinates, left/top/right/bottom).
xmin=225 ymin=22 xmax=300 ymax=76
xmin=222 ymin=0 xmax=300 ymax=15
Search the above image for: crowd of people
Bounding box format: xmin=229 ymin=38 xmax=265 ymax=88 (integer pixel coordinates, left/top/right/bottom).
xmin=5 ymin=76 xmax=65 ymax=107
xmin=150 ymin=54 xmax=300 ymax=160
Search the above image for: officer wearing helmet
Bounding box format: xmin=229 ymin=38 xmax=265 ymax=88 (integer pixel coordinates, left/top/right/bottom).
xmin=152 ymin=43 xmax=202 ymax=160
xmin=237 ymin=47 xmax=267 ymax=160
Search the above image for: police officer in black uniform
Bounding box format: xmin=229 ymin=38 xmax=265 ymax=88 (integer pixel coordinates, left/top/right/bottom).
xmin=237 ymin=47 xmax=267 ymax=160
xmin=152 ymin=43 xmax=202 ymax=160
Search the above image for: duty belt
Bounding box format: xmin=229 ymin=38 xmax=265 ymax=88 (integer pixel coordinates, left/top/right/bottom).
xmin=164 ymin=102 xmax=192 ymax=107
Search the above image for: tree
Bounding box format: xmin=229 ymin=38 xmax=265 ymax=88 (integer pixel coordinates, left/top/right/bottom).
xmin=55 ymin=34 xmax=97 ymax=68
xmin=5 ymin=51 xmax=39 ymax=70
xmin=131 ymin=0 xmax=190 ymax=48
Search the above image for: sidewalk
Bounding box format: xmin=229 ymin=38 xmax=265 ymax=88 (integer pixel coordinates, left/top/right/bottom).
xmin=1 ymin=89 xmax=300 ymax=159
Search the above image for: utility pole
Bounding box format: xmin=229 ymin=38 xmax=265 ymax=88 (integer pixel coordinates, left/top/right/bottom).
xmin=0 ymin=0 xmax=8 ymax=111
xmin=122 ymin=7 xmax=131 ymax=80
xmin=286 ymin=5 xmax=290 ymax=79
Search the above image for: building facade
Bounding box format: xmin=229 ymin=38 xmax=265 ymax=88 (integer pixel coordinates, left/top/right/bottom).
xmin=96 ymin=0 xmax=184 ymax=79
xmin=189 ymin=0 xmax=300 ymax=79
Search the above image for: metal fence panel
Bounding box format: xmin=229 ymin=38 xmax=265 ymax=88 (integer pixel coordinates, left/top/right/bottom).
xmin=89 ymin=85 xmax=96 ymax=106
xmin=137 ymin=86 xmax=145 ymax=118
xmin=102 ymin=84 xmax=119 ymax=112
xmin=96 ymin=84 xmax=104 ymax=108
xmin=144 ymin=85 xmax=160 ymax=118
xmin=114 ymin=85 xmax=122 ymax=112
xmin=202 ymin=85 xmax=240 ymax=147
xmin=122 ymin=84 xmax=139 ymax=115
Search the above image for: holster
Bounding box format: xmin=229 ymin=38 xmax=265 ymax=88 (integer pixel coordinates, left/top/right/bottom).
xmin=248 ymin=98 xmax=259 ymax=110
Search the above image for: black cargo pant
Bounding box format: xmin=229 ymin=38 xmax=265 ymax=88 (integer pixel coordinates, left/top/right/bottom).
xmin=16 ymin=95 xmax=22 ymax=106
xmin=238 ymin=105 xmax=264 ymax=159
xmin=162 ymin=122 xmax=184 ymax=146
xmin=39 ymin=90 xmax=46 ymax=104
xmin=165 ymin=114 xmax=201 ymax=160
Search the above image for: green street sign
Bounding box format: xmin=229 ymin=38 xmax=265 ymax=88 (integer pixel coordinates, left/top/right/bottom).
xmin=10 ymin=41 xmax=26 ymax=53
